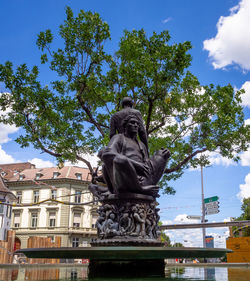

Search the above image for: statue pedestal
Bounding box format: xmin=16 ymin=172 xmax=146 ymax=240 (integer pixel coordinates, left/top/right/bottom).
xmin=91 ymin=193 xmax=162 ymax=247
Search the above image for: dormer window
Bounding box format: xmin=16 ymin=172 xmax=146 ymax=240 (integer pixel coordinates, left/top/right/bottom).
xmin=1 ymin=171 xmax=6 ymax=177
xmin=19 ymin=174 xmax=25 ymax=181
xmin=36 ymin=173 xmax=43 ymax=180
xmin=53 ymin=172 xmax=60 ymax=179
xmin=75 ymin=173 xmax=82 ymax=180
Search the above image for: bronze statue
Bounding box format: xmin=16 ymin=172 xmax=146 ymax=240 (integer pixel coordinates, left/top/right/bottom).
xmin=101 ymin=113 xmax=170 ymax=197
xmin=89 ymin=97 xmax=169 ymax=244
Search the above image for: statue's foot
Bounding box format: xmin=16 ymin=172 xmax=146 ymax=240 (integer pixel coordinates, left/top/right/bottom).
xmin=141 ymin=185 xmax=160 ymax=197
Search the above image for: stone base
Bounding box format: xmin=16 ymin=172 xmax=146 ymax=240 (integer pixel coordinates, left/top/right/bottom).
xmin=88 ymin=259 xmax=165 ymax=278
xmin=95 ymin=193 xmax=161 ymax=244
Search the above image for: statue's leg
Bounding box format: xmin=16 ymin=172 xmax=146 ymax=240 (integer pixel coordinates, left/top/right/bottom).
xmin=150 ymin=157 xmax=168 ymax=185
xmin=113 ymin=155 xmax=143 ymax=193
xmin=102 ymin=165 xmax=115 ymax=194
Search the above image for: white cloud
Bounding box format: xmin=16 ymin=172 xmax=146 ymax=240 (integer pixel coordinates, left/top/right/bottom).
xmin=189 ymin=151 xmax=236 ymax=171
xmin=241 ymin=81 xmax=250 ymax=107
xmin=203 ymin=0 xmax=250 ymax=70
xmin=162 ymin=17 xmax=172 ymax=24
xmin=0 ymin=107 xmax=19 ymax=144
xmin=65 ymin=153 xmax=100 ymax=169
xmin=237 ymin=173 xmax=250 ymax=200
xmin=28 ymin=158 xmax=55 ymax=168
xmin=240 ymin=148 xmax=250 ymax=166
xmin=208 ymin=151 xmax=236 ymax=167
xmin=0 ymin=123 xmax=19 ymax=144
xmin=244 ymin=119 xmax=250 ymax=125
xmin=0 ymin=145 xmax=15 ymax=164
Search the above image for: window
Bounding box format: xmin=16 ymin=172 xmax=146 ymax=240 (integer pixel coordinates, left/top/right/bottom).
xmin=76 ymin=173 xmax=82 ymax=180
xmin=73 ymin=213 xmax=81 ymax=228
xmin=8 ymin=206 xmax=12 ymax=218
xmin=16 ymin=192 xmax=22 ymax=204
xmin=49 ymin=212 xmax=56 ymax=227
xmin=36 ymin=173 xmax=42 ymax=180
xmin=74 ymin=191 xmax=81 ymax=203
xmin=19 ymin=174 xmax=24 ymax=180
xmin=72 ymin=237 xmax=79 ymax=248
xmin=92 ymin=216 xmax=97 ymax=229
xmin=53 ymin=172 xmax=60 ymax=179
xmin=33 ymin=191 xmax=39 ymax=203
xmin=31 ymin=213 xmax=38 ymax=228
xmin=0 ymin=204 xmax=4 ymax=214
xmin=51 ymin=189 xmax=57 ymax=200
xmin=14 ymin=213 xmax=20 ymax=228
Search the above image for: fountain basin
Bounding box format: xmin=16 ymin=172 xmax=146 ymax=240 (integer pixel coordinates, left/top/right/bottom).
xmin=16 ymin=246 xmax=231 ymax=259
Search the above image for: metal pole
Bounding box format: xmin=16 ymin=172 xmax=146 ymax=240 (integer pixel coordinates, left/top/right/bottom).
xmin=201 ymin=165 xmax=206 ymax=248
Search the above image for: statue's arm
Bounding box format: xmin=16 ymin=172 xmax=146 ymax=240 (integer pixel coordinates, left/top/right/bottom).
xmin=109 ymin=116 xmax=116 ymax=139
xmin=102 ymin=134 xmax=122 ymax=161
xmin=135 ymin=112 xmax=148 ymax=149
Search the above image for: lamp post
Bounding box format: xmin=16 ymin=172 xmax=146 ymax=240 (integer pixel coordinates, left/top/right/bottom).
xmin=201 ymin=165 xmax=206 ymax=248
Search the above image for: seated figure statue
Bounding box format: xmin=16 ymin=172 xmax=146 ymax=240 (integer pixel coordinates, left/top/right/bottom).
xmin=100 ymin=113 xmax=170 ymax=197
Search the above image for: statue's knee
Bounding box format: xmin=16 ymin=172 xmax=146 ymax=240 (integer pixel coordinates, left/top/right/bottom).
xmin=113 ymin=155 xmax=127 ymax=166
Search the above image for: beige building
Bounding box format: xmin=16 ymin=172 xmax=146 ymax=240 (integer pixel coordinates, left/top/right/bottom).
xmin=0 ymin=163 xmax=97 ymax=249
xmin=0 ymin=176 xmax=16 ymax=241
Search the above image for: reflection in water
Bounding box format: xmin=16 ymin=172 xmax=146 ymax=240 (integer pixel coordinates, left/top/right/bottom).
xmin=0 ymin=266 xmax=249 ymax=280
xmin=228 ymin=268 xmax=250 ymax=281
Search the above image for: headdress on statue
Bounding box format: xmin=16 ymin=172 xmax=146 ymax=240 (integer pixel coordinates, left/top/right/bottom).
xmin=121 ymin=97 xmax=133 ymax=108
xmin=122 ymin=113 xmax=140 ymax=129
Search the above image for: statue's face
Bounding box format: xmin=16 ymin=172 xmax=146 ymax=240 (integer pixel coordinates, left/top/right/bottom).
xmin=126 ymin=117 xmax=139 ymax=134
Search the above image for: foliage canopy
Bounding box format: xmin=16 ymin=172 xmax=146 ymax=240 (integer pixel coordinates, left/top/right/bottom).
xmin=0 ymin=7 xmax=249 ymax=194
xmin=233 ymin=198 xmax=250 ymax=237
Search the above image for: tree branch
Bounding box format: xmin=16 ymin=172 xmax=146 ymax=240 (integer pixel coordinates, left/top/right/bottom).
xmin=76 ymin=94 xmax=106 ymax=137
xmin=146 ymin=98 xmax=153 ymax=135
xmin=148 ymin=117 xmax=165 ymax=134
xmin=24 ymin=113 xmax=94 ymax=175
xmin=164 ymin=147 xmax=207 ymax=174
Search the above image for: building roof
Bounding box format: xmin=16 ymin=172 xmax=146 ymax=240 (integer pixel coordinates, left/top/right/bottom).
xmin=5 ymin=166 xmax=92 ymax=183
xmin=0 ymin=175 xmax=16 ymax=200
xmin=0 ymin=162 xmax=35 ymax=180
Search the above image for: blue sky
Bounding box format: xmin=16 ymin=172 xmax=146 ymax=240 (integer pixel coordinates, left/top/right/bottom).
xmin=1 ymin=0 xmax=250 ymax=247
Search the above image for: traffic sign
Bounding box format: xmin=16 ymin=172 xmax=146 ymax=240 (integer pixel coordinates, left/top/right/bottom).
xmin=205 ymin=206 xmax=219 ymax=212
xmin=205 ymin=209 xmax=220 ymax=215
xmin=205 ymin=201 xmax=219 ymax=208
xmin=204 ymin=196 xmax=219 ymax=204
xmin=187 ymin=215 xmax=202 ymax=220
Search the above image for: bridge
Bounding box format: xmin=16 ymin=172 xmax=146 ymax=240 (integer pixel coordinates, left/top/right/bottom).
xmin=159 ymin=220 xmax=250 ymax=230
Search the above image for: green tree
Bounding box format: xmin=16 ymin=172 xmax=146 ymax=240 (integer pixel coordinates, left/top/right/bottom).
xmin=172 ymin=242 xmax=184 ymax=247
xmin=233 ymin=198 xmax=250 ymax=237
xmin=158 ymin=221 xmax=172 ymax=246
xmin=0 ymin=7 xmax=249 ymax=193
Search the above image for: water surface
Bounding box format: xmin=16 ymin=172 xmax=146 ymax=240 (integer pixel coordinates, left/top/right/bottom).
xmin=0 ymin=265 xmax=249 ymax=281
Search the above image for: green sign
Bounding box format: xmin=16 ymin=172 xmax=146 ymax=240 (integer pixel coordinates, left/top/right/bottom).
xmin=204 ymin=196 xmax=219 ymax=204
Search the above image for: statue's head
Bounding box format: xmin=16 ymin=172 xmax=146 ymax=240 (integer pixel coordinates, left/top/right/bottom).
xmin=121 ymin=97 xmax=133 ymax=108
xmin=122 ymin=114 xmax=139 ymax=135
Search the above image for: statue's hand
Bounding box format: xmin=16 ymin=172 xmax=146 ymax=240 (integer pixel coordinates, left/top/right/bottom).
xmin=158 ymin=148 xmax=171 ymax=160
xmin=134 ymin=161 xmax=150 ymax=176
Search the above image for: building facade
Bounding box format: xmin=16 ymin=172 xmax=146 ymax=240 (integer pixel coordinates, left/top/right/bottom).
xmin=0 ymin=176 xmax=16 ymax=241
xmin=0 ymin=163 xmax=98 ymax=249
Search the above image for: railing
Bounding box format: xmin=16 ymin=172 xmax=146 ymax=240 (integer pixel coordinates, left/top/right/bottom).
xmin=160 ymin=220 xmax=250 ymax=230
